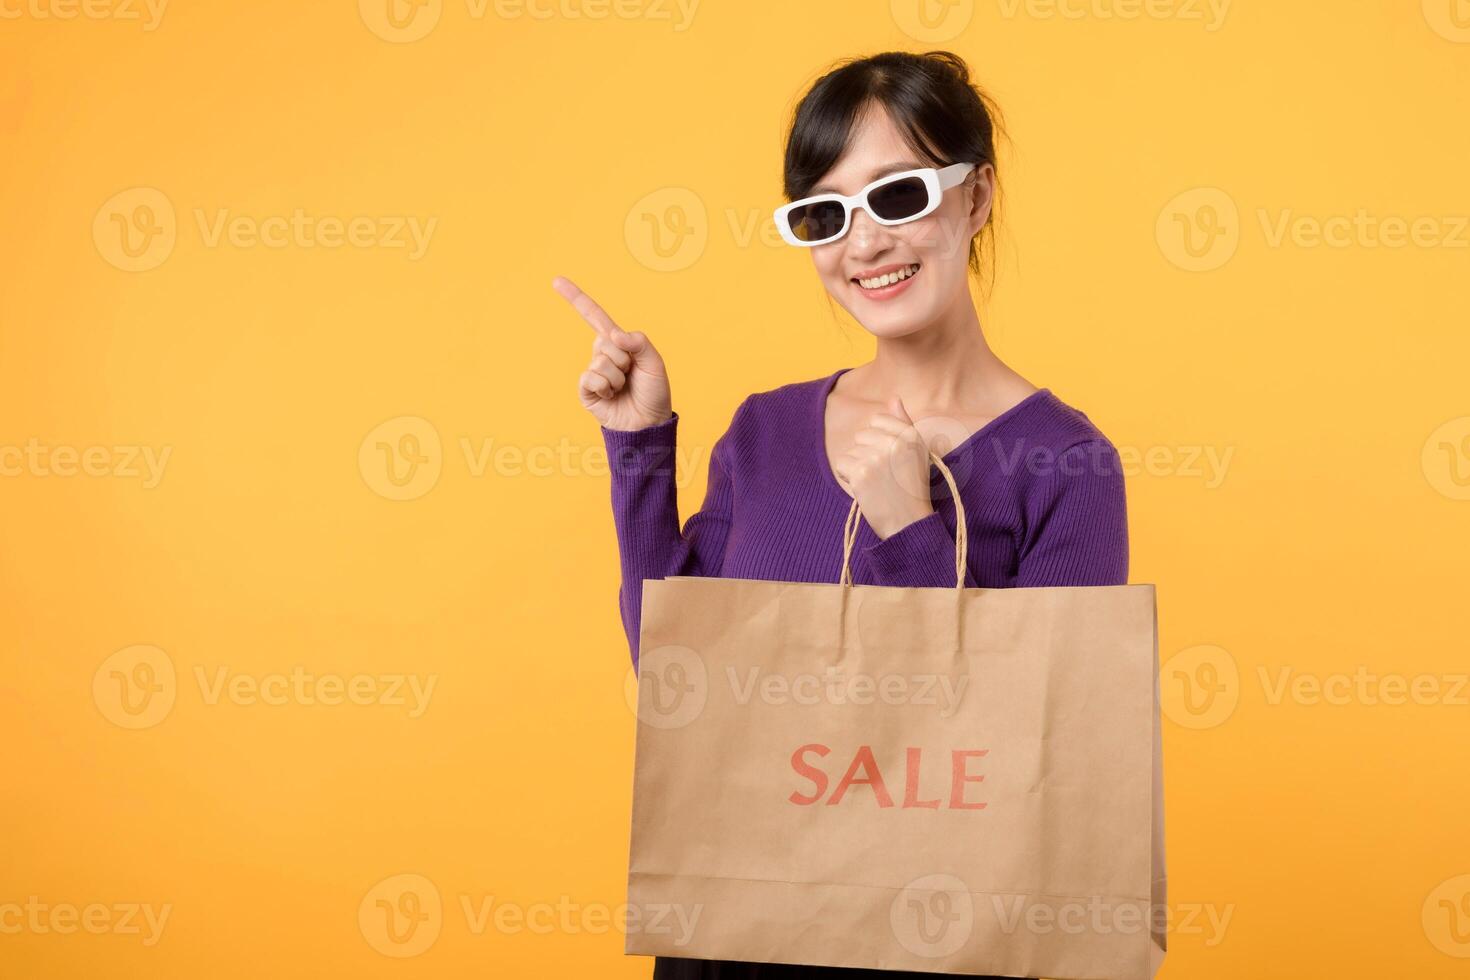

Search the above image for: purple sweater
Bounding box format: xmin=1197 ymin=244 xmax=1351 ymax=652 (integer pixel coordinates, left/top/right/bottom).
xmin=601 ymin=366 xmax=1128 ymax=670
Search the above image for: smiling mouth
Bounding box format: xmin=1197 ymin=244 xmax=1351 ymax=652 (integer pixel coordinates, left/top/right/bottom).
xmin=852 ymin=263 xmax=921 ymax=291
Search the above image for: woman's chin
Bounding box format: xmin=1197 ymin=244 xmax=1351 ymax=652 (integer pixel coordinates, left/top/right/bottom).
xmin=830 ymin=277 xmax=941 ymax=338
xmin=844 ymin=294 xmax=935 ymax=337
xmin=854 ymin=313 xmax=932 ymax=340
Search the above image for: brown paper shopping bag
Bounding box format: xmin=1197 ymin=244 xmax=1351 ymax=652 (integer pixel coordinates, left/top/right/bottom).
xmin=626 ymin=453 xmax=1166 ymax=979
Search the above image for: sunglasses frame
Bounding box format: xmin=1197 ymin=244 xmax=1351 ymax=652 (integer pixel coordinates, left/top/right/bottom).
xmin=774 ymin=162 xmax=976 ymax=247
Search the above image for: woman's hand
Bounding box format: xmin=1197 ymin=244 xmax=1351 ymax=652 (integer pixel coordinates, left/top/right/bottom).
xmin=553 ymin=275 xmax=673 ymax=432
xmin=834 ymin=395 xmax=936 ymax=539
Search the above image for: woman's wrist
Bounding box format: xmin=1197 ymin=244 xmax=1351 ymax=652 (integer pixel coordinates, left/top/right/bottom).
xmin=601 ymin=411 xmax=674 ymax=433
xmin=601 ymin=411 xmax=679 ymax=482
xmin=867 ymin=501 xmax=936 ymax=540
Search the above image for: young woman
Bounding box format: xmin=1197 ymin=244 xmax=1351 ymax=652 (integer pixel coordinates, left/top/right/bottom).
xmin=555 ymin=50 xmax=1126 ymax=980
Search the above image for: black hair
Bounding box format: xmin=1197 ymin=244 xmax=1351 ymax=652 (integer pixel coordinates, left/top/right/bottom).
xmin=782 ymin=51 xmax=1008 ymax=297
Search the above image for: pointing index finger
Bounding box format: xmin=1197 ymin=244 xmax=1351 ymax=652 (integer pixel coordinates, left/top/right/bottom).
xmin=552 ymin=275 xmax=620 ymax=340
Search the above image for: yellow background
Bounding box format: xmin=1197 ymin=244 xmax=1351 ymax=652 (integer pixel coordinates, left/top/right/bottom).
xmin=3 ymin=0 xmax=1468 ymax=976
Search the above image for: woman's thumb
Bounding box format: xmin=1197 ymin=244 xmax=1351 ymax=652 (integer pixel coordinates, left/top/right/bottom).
xmin=611 ymin=327 xmax=664 ymax=370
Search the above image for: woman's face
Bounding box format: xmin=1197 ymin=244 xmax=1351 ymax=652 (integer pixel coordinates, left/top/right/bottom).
xmin=805 ymin=103 xmax=994 ymax=338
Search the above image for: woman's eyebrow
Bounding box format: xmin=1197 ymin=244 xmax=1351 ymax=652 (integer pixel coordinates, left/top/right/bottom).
xmin=810 ymin=160 xmax=925 ymax=196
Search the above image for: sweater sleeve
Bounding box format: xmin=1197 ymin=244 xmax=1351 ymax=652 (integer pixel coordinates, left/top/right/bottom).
xmin=860 ymin=507 xmax=979 ymax=588
xmin=1015 ymin=439 xmax=1129 ymax=587
xmin=600 ymin=403 xmax=743 ymax=669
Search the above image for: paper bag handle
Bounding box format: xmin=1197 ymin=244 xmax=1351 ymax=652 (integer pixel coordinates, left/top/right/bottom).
xmin=840 ymin=451 xmax=968 ymax=589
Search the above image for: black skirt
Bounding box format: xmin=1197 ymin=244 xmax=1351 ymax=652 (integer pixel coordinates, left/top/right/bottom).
xmin=652 ymin=955 xmax=1033 ymax=979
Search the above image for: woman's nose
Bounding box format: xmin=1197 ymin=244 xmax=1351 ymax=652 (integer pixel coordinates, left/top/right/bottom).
xmin=846 ymin=206 xmax=890 ymax=253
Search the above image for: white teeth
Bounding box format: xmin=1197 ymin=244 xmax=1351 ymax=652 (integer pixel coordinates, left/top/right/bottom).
xmin=856 ymin=264 xmax=919 ymax=289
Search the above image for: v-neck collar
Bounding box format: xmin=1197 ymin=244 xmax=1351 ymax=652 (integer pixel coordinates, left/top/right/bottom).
xmin=814 ymin=366 xmax=1054 ymax=498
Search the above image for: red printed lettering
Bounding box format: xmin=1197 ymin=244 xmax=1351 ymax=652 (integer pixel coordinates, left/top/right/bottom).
xmin=788 ymin=745 xmax=989 ymax=809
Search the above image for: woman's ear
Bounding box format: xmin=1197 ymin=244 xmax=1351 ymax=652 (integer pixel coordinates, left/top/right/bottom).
xmin=968 ymin=164 xmax=995 ymax=233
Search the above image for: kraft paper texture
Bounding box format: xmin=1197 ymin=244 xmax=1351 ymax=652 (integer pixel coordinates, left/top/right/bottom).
xmin=626 ymin=575 xmax=1166 ymax=980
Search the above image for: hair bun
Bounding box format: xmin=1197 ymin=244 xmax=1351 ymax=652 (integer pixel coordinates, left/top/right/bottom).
xmin=923 ymin=50 xmax=972 ymax=85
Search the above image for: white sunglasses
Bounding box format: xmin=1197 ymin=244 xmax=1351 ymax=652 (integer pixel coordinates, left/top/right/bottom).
xmin=774 ymin=162 xmax=976 ymax=247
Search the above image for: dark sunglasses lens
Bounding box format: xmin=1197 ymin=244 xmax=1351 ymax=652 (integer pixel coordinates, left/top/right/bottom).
xmin=868 ymin=176 xmax=930 ymax=221
xmin=789 ymin=200 xmax=847 ymax=242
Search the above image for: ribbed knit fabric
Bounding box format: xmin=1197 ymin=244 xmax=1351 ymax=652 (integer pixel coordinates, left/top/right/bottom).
xmin=602 ymin=366 xmax=1129 ymax=671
